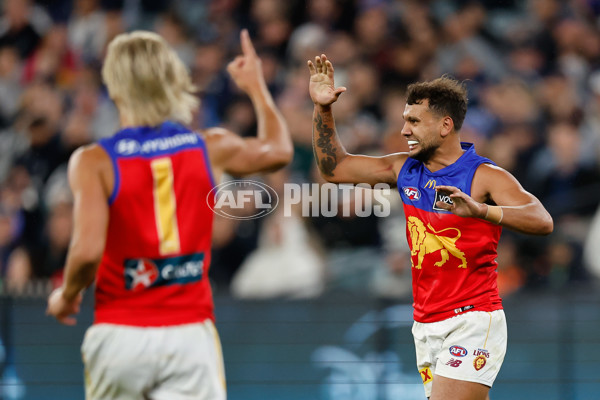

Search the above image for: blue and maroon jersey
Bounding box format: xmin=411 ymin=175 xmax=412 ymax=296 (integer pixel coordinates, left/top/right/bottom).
xmin=397 ymin=143 xmax=503 ymax=323
xmin=96 ymin=121 xmax=216 ymax=326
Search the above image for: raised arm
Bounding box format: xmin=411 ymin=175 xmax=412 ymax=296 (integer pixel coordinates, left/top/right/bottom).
xmin=435 ymin=164 xmax=553 ymax=235
xmin=308 ymin=54 xmax=405 ymax=186
xmin=46 ymin=145 xmax=111 ymax=324
xmin=206 ymin=30 xmax=292 ymax=178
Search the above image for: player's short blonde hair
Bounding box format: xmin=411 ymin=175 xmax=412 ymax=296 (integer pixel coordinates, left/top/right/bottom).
xmin=102 ymin=31 xmax=198 ymax=127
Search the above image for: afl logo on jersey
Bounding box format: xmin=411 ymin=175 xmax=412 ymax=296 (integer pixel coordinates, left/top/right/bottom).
xmin=403 ymin=187 xmax=421 ymax=200
xmin=115 ymin=139 xmax=140 ymax=155
xmin=449 ymin=345 xmax=468 ymax=357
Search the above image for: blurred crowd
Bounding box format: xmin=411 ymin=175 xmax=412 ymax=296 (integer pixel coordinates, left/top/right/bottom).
xmin=0 ymin=0 xmax=599 ymax=299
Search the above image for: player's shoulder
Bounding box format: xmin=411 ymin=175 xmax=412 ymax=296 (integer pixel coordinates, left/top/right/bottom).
xmin=473 ymin=162 xmax=520 ymax=193
xmin=391 ymin=152 xmax=412 ymax=172
xmin=475 ymin=162 xmax=511 ymax=177
xmin=68 ymin=144 xmax=112 ymax=175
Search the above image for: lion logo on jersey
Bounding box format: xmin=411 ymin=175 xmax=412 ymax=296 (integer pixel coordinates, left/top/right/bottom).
xmin=407 ymin=216 xmax=467 ymax=269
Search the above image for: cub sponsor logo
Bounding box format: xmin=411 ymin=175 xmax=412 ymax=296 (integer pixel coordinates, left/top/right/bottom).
xmin=124 ymin=252 xmax=204 ymax=290
xmin=449 ymin=345 xmax=468 ymax=357
xmin=445 ymin=358 xmax=462 ymax=368
xmin=473 ymin=348 xmax=490 ymax=358
xmin=403 ymin=187 xmax=421 ymax=200
xmin=125 ymin=259 xmax=159 ymax=291
xmin=433 ymin=190 xmax=453 ymax=211
xmin=419 ymin=367 xmax=433 ymax=384
xmin=474 ymin=355 xmax=487 ymax=371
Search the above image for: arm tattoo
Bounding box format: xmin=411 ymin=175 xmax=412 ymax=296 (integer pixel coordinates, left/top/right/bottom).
xmin=314 ymin=113 xmax=338 ymax=177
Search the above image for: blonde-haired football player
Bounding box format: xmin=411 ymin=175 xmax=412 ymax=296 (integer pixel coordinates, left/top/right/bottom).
xmin=47 ymin=30 xmax=292 ymax=400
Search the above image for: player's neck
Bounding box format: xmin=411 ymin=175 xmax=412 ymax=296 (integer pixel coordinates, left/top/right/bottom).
xmin=119 ymin=113 xmax=136 ymax=129
xmin=423 ymin=141 xmax=465 ymax=172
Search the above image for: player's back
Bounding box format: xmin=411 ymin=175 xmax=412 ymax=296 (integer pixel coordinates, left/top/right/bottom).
xmin=95 ymin=121 xmax=216 ymax=326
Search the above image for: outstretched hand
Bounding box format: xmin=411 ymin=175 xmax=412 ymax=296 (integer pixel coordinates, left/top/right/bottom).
xmin=227 ymin=29 xmax=265 ymax=95
xmin=435 ymin=185 xmax=487 ymax=219
xmin=307 ymin=54 xmax=346 ymax=106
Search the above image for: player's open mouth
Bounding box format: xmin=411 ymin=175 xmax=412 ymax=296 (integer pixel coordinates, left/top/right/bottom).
xmin=407 ymin=140 xmax=418 ymax=151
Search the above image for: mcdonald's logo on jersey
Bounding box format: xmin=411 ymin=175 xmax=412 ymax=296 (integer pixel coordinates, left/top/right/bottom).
xmin=424 ymin=180 xmax=436 ymax=189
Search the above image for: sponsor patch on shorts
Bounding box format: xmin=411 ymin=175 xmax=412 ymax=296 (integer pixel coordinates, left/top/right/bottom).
xmin=419 ymin=367 xmax=433 ymax=384
xmin=473 ymin=355 xmax=487 ymax=371
xmin=449 ymin=345 xmax=468 ymax=357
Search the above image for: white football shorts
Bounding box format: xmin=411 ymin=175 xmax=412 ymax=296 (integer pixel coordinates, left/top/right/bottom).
xmin=412 ymin=310 xmax=507 ymax=398
xmin=81 ymin=320 xmax=226 ymax=400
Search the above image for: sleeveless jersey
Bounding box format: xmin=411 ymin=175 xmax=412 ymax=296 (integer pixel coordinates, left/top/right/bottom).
xmin=95 ymin=121 xmax=216 ymax=326
xmin=397 ymin=142 xmax=503 ymax=323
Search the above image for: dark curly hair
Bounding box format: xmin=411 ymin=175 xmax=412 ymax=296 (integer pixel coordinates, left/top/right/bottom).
xmin=406 ymin=76 xmax=468 ymax=131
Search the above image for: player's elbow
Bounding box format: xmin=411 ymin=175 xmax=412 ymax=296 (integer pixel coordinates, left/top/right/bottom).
xmin=72 ymin=251 xmax=103 ymax=269
xmin=529 ymin=211 xmax=553 ymax=236
xmin=538 ymin=213 xmax=554 ymax=235
xmin=278 ymin=144 xmax=294 ymax=166
xmin=69 ymin=242 xmax=104 ymax=269
xmin=265 ymin=145 xmax=294 ymax=171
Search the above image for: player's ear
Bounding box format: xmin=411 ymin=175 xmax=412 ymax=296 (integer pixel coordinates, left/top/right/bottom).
xmin=440 ymin=116 xmax=454 ymax=137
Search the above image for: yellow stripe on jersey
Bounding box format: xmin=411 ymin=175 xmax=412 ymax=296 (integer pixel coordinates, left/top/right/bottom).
xmin=151 ymin=158 xmax=181 ymax=255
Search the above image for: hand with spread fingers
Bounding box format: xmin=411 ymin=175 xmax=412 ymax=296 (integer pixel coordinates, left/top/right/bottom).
xmin=227 ymin=29 xmax=265 ymax=95
xmin=435 ymin=185 xmax=487 ymax=219
xmin=307 ymin=54 xmax=347 ymax=106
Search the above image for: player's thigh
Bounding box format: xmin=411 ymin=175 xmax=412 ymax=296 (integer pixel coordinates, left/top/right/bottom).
xmin=412 ymin=320 xmax=436 ymax=396
xmin=430 ymin=374 xmax=490 ymax=400
xmin=435 ymin=310 xmax=507 ymax=388
xmin=149 ymin=320 xmax=226 ymax=400
xmin=82 ymin=324 xmax=155 ymax=400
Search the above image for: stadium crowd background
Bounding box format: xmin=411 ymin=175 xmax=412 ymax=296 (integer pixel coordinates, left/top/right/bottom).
xmin=0 ymin=0 xmax=599 ymax=300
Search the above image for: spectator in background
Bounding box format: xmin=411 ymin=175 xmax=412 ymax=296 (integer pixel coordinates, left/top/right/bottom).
xmin=5 ymin=168 xmax=72 ymax=293
xmin=68 ymin=0 xmax=108 ymax=62
xmin=527 ymin=121 xmax=600 ymax=219
xmin=0 ymin=0 xmax=51 ymax=60
xmin=13 ymin=82 xmax=69 ymax=189
xmin=63 ymin=64 xmax=119 ymax=143
xmin=154 ymin=11 xmax=195 ymax=68
xmin=231 ymin=168 xmax=325 ymax=299
xmin=0 ymin=46 xmax=22 ymax=128
xmin=22 ymin=24 xmax=77 ymax=87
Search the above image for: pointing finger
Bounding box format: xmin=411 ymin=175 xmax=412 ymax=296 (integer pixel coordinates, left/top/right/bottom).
xmin=240 ymin=29 xmax=256 ymax=56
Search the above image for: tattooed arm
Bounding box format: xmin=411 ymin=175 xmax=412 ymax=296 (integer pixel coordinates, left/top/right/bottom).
xmin=312 ymin=106 xmax=345 ymax=177
xmin=308 ymin=54 xmax=406 ymax=186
